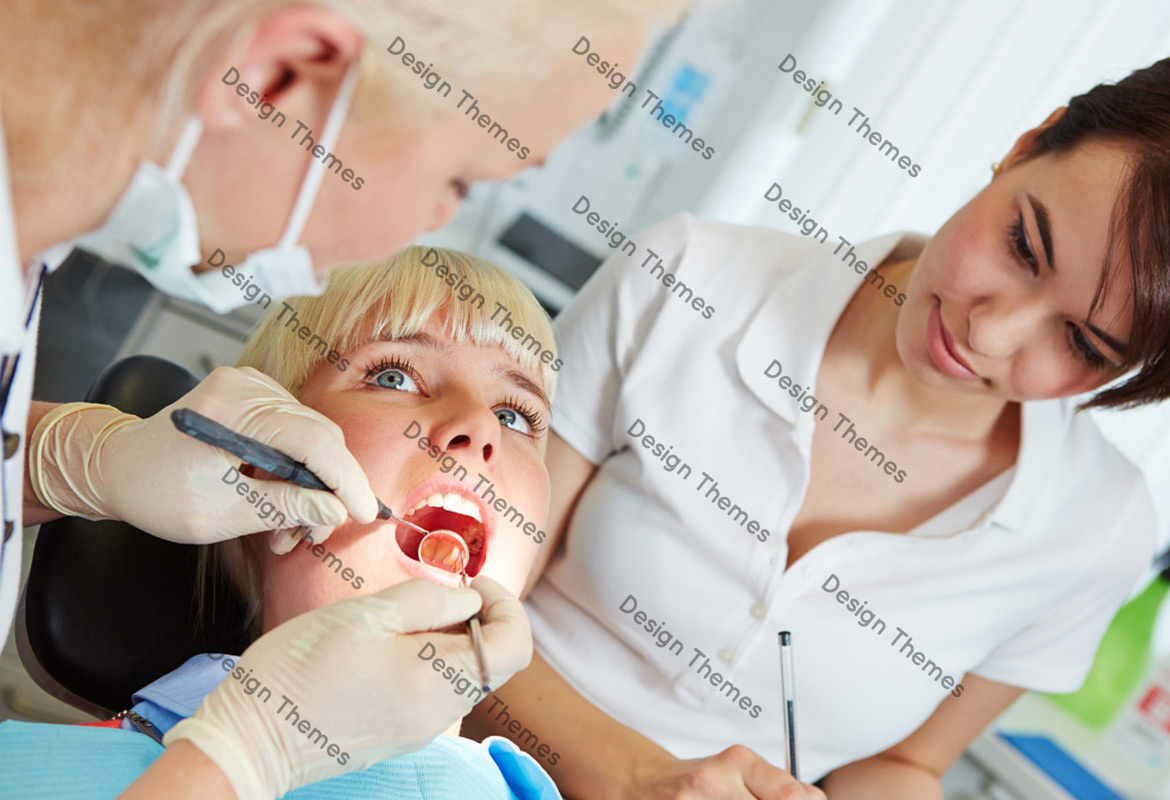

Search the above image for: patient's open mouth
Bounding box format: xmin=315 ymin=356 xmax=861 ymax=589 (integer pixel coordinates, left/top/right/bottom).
xmin=397 ymin=492 xmax=486 ymax=577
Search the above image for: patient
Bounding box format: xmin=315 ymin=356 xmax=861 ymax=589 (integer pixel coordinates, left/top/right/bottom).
xmin=0 ymin=246 xmax=561 ymax=799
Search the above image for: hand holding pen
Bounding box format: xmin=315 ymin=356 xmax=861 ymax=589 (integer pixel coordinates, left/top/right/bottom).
xmin=621 ymin=631 xmax=822 ymax=799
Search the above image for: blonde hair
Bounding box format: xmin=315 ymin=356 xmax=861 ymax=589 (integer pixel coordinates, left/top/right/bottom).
xmin=238 ymin=245 xmax=560 ymax=396
xmin=165 ymin=0 xmax=693 ymax=123
xmin=7 ymin=0 xmax=694 ymax=211
xmin=208 ymin=246 xmax=560 ymax=635
xmin=18 ymin=0 xmax=693 ymax=153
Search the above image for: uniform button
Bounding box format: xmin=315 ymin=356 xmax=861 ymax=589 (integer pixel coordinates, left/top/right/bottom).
xmin=718 ymin=648 xmax=735 ymax=664
xmin=801 ymin=564 xmax=814 ymax=579
xmin=750 ymin=602 xmax=766 ymax=619
xmin=2 ymin=521 xmax=13 ymax=543
xmin=2 ymin=432 xmax=18 ymax=460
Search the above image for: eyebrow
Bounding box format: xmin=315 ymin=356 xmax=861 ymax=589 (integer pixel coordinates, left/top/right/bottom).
xmin=1087 ymin=323 xmax=1128 ymax=358
xmin=495 ymin=364 xmax=550 ymax=410
xmin=1028 ymin=194 xmax=1056 ymax=275
xmin=1028 ymin=194 xmax=1130 ymax=358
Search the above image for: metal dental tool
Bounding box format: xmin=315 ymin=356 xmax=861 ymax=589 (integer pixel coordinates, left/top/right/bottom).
xmin=456 ymin=551 xmax=491 ymax=694
xmin=171 ymin=408 xmax=429 ymax=535
xmin=175 ymin=407 xmax=491 ymax=691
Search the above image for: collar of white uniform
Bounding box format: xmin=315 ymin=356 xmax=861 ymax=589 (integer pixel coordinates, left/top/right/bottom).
xmin=0 ymin=94 xmax=28 ymax=353
xmin=733 ymin=231 xmax=1074 ymax=535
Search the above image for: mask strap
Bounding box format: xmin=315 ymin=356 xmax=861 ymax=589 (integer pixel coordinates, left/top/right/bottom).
xmin=165 ymin=118 xmax=205 ymax=181
xmin=164 ymin=60 xmax=361 ymax=249
xmin=277 ymin=61 xmax=362 ymax=250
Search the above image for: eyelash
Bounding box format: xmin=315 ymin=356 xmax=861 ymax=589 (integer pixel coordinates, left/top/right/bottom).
xmin=1007 ymin=213 xmax=1037 ymax=273
xmin=501 ymin=394 xmax=547 ymax=436
xmin=364 ymin=356 xmax=419 ymax=388
xmin=362 ymin=357 xmax=547 ymax=434
xmin=1005 ymin=214 xmax=1110 ymax=371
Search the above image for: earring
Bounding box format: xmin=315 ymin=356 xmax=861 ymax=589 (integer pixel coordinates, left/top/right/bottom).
xmin=991 ymin=161 xmax=1003 ymax=176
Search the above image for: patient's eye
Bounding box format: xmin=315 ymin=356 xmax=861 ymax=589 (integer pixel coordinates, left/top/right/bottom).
xmin=496 ymin=408 xmax=531 ymax=434
xmin=495 ymin=396 xmax=546 ymax=437
xmin=365 ymin=357 xmax=422 ymax=394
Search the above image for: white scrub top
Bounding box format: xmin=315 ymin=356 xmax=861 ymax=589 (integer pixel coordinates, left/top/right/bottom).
xmin=0 ymin=99 xmax=45 ymax=645
xmin=526 ymin=212 xmax=1158 ymax=782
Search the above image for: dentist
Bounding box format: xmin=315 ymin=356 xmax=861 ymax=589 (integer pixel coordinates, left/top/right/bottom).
xmin=0 ymin=1 xmax=683 ymax=798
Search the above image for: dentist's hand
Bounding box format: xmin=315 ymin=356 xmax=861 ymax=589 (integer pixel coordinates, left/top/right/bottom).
xmin=26 ymin=366 xmax=377 ymax=545
xmin=165 ymin=576 xmax=533 ymax=800
xmin=632 ymin=747 xmax=826 ymax=800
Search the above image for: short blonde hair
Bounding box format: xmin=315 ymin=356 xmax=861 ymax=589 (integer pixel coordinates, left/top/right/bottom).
xmin=238 ymin=245 xmax=559 ymax=397
xmin=120 ymin=0 xmax=695 ymax=149
xmin=209 ymin=246 xmax=559 ymax=635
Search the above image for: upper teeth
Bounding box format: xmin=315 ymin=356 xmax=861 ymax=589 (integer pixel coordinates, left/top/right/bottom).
xmin=408 ymin=492 xmax=482 ymax=522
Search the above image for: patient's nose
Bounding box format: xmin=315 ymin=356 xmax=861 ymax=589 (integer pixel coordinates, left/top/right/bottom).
xmin=445 ymin=433 xmax=492 ymax=463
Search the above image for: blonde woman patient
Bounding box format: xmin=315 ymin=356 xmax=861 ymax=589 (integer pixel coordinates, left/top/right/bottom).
xmin=6 ymin=1 xmax=693 ymax=797
xmin=0 ymin=247 xmax=562 ymax=799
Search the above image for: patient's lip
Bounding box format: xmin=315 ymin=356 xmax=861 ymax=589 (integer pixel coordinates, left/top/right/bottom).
xmin=396 ymin=476 xmax=494 ymax=576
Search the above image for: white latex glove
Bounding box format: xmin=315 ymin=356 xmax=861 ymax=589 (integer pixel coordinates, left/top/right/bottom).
xmin=164 ymin=576 xmax=533 ymax=800
xmin=26 ymin=366 xmax=377 ymax=545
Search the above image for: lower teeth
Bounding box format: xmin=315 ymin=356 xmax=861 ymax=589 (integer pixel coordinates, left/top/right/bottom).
xmin=417 ymin=529 xmax=469 ymax=573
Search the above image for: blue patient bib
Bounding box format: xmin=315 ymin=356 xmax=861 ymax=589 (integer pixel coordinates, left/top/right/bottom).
xmin=0 ymin=654 xmax=559 ymax=799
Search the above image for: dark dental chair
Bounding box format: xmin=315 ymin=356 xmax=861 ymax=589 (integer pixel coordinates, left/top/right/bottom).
xmin=15 ymin=356 xmax=252 ymax=719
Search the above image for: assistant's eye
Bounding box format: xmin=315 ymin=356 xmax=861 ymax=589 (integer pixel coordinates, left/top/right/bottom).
xmin=495 ymin=396 xmax=547 ymax=437
xmin=1007 ymin=213 xmax=1038 ymax=274
xmin=364 ymin=357 xmax=423 ymax=393
xmin=1068 ymin=324 xmax=1109 ymax=371
xmin=451 ymin=179 xmax=471 ymax=201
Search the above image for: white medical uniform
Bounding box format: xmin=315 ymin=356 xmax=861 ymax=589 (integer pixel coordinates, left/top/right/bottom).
xmin=0 ymin=101 xmax=46 ymax=645
xmin=526 ymin=213 xmax=1158 ymax=781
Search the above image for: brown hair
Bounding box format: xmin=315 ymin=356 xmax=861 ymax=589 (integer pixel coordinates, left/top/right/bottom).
xmin=1028 ymin=59 xmax=1170 ymax=409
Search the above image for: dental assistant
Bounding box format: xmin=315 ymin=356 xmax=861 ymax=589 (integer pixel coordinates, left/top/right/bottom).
xmin=467 ymin=62 xmax=1170 ymax=798
xmin=0 ymin=2 xmax=681 ymax=798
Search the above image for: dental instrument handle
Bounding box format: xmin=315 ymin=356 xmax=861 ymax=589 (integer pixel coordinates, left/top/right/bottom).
xmin=170 ymin=408 xmax=427 ymax=534
xmin=467 ymin=613 xmax=490 ymax=694
xmin=778 ymin=631 xmax=799 ymax=781
xmin=457 ymin=554 xmax=491 ymax=693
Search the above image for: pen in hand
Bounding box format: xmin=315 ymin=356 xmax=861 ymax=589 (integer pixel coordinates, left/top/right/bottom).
xmin=778 ymin=630 xmax=799 ymax=782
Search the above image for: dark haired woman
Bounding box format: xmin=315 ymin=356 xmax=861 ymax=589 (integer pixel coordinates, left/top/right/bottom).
xmin=467 ymin=60 xmax=1170 ymax=799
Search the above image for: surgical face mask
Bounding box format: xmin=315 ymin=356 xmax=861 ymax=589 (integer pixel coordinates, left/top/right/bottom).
xmin=69 ymin=63 xmax=362 ymax=314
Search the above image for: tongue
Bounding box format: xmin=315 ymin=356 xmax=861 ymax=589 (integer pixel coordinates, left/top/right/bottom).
xmin=418 ymin=529 xmax=470 ymax=573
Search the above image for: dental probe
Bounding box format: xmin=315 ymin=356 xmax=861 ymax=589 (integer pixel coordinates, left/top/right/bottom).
xmin=170 ymin=408 xmax=429 ymax=534
xmin=175 ymin=407 xmax=491 ymax=690
xmin=456 ymin=551 xmax=491 ymax=694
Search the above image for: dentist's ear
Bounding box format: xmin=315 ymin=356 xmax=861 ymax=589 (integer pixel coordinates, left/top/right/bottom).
xmin=194 ymin=5 xmax=364 ymax=131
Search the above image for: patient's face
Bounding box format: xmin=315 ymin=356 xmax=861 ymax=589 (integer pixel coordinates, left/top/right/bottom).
xmin=261 ymin=315 xmax=551 ymax=630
